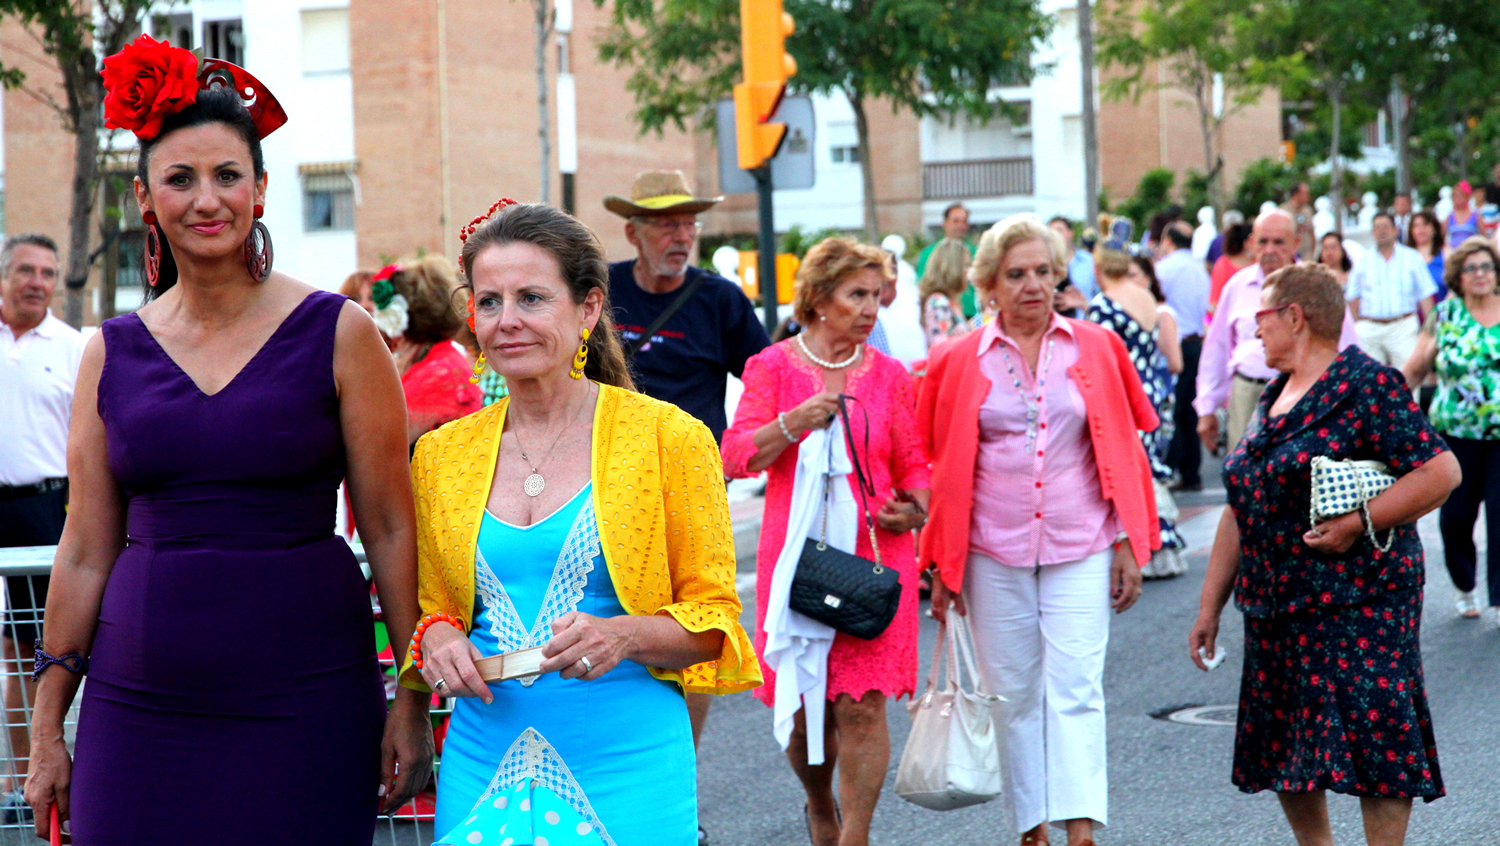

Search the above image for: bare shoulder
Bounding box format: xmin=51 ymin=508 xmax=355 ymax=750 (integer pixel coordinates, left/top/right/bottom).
xmin=1117 ymin=283 xmax=1158 ymax=311
xmin=79 ymin=327 xmax=108 ymax=377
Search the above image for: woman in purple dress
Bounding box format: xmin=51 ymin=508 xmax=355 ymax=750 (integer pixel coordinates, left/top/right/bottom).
xmin=23 ymin=36 xmax=432 ymax=844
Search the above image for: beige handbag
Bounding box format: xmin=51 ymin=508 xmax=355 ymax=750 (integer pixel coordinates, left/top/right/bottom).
xmin=894 ymin=616 xmax=1004 ymax=810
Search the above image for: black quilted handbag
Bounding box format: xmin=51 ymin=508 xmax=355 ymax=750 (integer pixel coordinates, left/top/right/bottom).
xmin=789 ymin=395 xmax=902 ymax=641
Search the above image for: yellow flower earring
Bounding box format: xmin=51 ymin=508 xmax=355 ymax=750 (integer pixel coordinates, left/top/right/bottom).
xmin=569 ymin=327 xmax=590 ymax=379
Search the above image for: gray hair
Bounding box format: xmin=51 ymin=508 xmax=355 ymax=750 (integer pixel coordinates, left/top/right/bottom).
xmin=1 ymin=234 xmax=58 ymax=276
xmin=1222 ymin=209 xmax=1245 ymax=227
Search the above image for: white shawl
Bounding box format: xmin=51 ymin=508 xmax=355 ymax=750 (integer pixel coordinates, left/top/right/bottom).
xmin=761 ymin=420 xmax=857 ymax=765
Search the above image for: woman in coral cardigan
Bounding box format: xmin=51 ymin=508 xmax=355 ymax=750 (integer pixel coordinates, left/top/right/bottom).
xmin=402 ymin=201 xmax=759 ymax=846
xmin=920 ymin=214 xmax=1158 ymax=846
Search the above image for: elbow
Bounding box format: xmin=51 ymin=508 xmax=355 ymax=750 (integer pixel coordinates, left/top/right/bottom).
xmin=1440 ymin=454 xmax=1463 ymax=497
xmin=691 ymin=629 xmax=726 ymax=666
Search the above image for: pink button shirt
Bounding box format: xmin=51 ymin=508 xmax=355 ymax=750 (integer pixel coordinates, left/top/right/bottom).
xmin=970 ymin=314 xmax=1119 ymax=567
xmin=1194 ymin=262 xmax=1361 ymax=417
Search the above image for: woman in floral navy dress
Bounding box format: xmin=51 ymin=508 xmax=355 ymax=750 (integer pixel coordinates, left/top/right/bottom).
xmin=1188 ymin=265 xmax=1461 ymax=846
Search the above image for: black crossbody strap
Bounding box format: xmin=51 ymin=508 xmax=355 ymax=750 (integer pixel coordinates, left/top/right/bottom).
xmin=836 ymin=394 xmax=883 ymax=568
xmin=626 ymin=271 xmax=708 ymax=358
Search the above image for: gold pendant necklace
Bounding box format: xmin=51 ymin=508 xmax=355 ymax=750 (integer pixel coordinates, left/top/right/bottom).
xmin=511 ymin=383 xmax=593 ymax=497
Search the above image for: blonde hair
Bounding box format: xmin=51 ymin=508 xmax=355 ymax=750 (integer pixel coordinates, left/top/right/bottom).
xmin=792 ymin=237 xmax=895 ymax=326
xmin=1091 ymin=214 xmax=1131 ymax=279
xmin=918 ymin=238 xmax=970 ymax=302
xmin=970 ymin=214 xmax=1067 ymax=295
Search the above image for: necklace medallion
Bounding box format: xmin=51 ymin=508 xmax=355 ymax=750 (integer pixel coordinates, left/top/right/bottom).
xmin=523 ymin=473 xmax=546 ymax=498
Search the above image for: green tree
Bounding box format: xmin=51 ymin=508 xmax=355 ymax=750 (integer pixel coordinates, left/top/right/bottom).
xmin=1249 ymin=0 xmax=1432 ymax=231
xmin=1096 ymin=0 xmax=1282 ymax=223
xmin=0 ymin=0 xmax=154 ymax=326
xmin=594 ymin=0 xmax=1053 ymax=240
xmin=1113 ymin=167 xmax=1174 ymax=231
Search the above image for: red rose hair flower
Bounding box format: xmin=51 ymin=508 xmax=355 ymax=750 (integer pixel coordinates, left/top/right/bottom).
xmin=102 ymin=35 xmax=201 ymax=140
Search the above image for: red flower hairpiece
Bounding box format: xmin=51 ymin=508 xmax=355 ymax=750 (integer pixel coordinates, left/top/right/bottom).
xmin=101 ymin=34 xmax=288 ymax=141
xmin=371 ymin=264 xmax=402 ymax=284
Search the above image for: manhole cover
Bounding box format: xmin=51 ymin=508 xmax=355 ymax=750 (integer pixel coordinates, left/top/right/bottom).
xmin=1160 ymin=705 xmax=1238 ymax=726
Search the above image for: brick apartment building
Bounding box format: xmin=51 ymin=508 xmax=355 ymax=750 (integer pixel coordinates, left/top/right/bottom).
xmin=1 ymin=0 xmax=1279 ymax=326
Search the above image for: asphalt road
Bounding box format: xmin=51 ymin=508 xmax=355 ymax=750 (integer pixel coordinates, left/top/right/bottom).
xmin=695 ymin=502 xmax=1499 ymax=846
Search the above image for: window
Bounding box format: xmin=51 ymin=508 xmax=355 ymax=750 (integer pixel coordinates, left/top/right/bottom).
xmin=203 ymin=19 xmax=244 ymax=65
xmin=831 ymin=144 xmax=861 ymax=164
xmin=301 ymin=8 xmax=351 ymax=76
xmin=303 ymin=172 xmax=355 ymax=232
xmin=154 ymin=13 xmax=193 ymax=49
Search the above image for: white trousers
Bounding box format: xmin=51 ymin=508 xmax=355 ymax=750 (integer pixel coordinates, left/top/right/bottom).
xmin=963 ymin=549 xmax=1111 ymax=833
xmin=1356 ymin=315 xmax=1421 ymax=368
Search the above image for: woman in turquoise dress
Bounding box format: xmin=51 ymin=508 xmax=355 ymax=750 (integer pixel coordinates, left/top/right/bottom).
xmin=402 ymin=201 xmax=760 ymax=846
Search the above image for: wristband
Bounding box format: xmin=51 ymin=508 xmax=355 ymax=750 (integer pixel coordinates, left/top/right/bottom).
xmin=408 ymin=612 xmax=463 ymax=670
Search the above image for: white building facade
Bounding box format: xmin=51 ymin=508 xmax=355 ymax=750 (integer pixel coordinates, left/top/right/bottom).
xmin=765 ymin=0 xmax=1089 ymax=236
xmin=103 ymin=0 xmax=356 ymax=312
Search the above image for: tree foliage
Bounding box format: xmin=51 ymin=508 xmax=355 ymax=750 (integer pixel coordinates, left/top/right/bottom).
xmin=593 ymin=0 xmax=1053 ymax=239
xmin=0 ymin=0 xmax=154 ymax=325
xmin=1095 ymin=0 xmax=1290 ymax=221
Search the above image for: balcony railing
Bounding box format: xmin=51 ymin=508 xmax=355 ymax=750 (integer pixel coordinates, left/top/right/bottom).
xmin=922 ymin=156 xmax=1034 ymax=200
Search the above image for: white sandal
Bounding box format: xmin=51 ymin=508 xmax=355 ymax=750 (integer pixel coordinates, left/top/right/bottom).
xmin=1456 ymin=590 xmax=1481 ymax=619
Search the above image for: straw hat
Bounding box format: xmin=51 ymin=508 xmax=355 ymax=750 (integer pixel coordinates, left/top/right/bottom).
xmin=603 ymin=170 xmax=723 ymax=218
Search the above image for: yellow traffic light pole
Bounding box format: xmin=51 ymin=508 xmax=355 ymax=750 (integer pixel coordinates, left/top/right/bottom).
xmin=734 ymin=0 xmax=795 ymax=334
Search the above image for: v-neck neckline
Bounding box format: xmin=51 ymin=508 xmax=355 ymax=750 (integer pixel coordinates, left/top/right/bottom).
xmin=131 ymin=292 xmax=318 ymax=399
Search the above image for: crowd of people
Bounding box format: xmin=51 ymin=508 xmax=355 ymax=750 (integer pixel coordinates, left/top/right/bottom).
xmin=1 ymin=33 xmax=1497 ymax=846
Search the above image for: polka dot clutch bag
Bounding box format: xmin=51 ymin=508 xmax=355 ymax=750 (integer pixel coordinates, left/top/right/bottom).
xmin=1309 ymin=456 xmax=1397 ymax=551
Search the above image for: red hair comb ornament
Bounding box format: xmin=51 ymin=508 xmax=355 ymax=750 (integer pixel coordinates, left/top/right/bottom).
xmin=457 ymin=198 xmax=520 ymax=274
xmin=102 ymin=35 xmax=288 ymax=141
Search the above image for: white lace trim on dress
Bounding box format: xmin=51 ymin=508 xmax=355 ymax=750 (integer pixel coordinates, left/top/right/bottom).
xmin=469 ymin=726 xmax=615 ymax=846
xmin=475 ymin=496 xmax=600 ymax=686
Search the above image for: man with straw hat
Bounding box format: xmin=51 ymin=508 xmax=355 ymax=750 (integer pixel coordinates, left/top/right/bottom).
xmin=604 ymin=169 xmax=769 ymax=846
xmin=605 ymin=170 xmax=769 ymax=442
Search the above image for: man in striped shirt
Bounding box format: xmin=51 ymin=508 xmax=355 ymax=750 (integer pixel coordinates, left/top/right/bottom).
xmin=1345 ymin=212 xmax=1437 ymax=367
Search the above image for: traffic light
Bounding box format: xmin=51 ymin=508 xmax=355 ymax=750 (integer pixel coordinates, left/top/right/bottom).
xmin=734 ymin=0 xmax=796 ymax=170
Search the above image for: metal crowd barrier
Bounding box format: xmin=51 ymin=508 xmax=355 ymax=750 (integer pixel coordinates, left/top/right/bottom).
xmin=0 ymin=546 xmax=450 ymax=846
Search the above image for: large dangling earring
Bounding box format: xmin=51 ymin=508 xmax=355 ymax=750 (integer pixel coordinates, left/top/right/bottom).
xmin=470 ymin=352 xmax=486 ymax=385
xmin=142 ymin=211 xmax=161 ymax=288
xmin=244 ymin=204 xmax=273 ymax=283
xmin=570 ymin=327 xmax=591 ymax=380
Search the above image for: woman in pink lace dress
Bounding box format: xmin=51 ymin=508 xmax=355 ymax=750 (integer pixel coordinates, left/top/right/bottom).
xmin=722 ymin=238 xmax=930 ymax=846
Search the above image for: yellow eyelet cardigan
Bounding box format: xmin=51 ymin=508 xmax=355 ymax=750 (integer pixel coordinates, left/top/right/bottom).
xmin=398 ymin=383 xmax=762 ymax=696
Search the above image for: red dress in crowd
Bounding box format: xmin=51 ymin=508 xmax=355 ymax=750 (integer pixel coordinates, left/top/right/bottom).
xmin=402 ymin=341 xmax=483 ymax=437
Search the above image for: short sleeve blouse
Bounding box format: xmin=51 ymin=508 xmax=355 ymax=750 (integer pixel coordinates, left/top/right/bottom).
xmin=1223 ymin=347 xmax=1447 ymax=617
xmin=1428 ymin=297 xmax=1500 ymax=441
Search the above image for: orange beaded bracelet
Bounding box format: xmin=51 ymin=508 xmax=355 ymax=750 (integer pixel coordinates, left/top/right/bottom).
xmin=408 ymin=612 xmax=462 ymax=670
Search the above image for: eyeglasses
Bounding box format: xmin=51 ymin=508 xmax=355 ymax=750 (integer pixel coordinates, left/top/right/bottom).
xmin=1253 ymin=304 xmax=1291 ymax=325
xmin=1461 ymin=261 xmax=1496 ymax=277
xmin=636 ymin=218 xmax=702 ymax=234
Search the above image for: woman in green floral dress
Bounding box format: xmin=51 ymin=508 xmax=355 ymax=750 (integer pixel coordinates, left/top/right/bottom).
xmin=1404 ymin=236 xmax=1500 ymax=624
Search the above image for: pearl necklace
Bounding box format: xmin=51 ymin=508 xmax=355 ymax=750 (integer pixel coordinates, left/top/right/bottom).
xmin=997 ymin=337 xmax=1055 ymax=452
xmin=796 ymin=334 xmax=862 ymax=369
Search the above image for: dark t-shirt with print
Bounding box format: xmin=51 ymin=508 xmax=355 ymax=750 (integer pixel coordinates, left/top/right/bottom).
xmin=608 ymin=261 xmax=771 ymax=441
